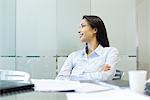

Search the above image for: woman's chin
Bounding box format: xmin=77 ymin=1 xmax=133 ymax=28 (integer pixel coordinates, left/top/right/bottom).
xmin=80 ymin=37 xmax=85 ymax=42
xmin=80 ymin=39 xmax=85 ymax=43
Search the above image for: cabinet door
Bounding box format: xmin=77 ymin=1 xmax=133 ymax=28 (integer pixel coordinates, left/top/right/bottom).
xmin=0 ymin=0 xmax=15 ymax=56
xmin=136 ymin=0 xmax=150 ymax=78
xmin=56 ymin=0 xmax=91 ymax=55
xmin=16 ymin=57 xmax=56 ymax=79
xmin=0 ymin=57 xmax=16 ymax=70
xmin=91 ymin=0 xmax=137 ymax=80
xmin=16 ymin=0 xmax=57 ymax=78
xmin=91 ymin=0 xmax=136 ymax=55
xmin=0 ymin=0 xmax=16 ymax=69
xmin=16 ymin=0 xmax=56 ymax=56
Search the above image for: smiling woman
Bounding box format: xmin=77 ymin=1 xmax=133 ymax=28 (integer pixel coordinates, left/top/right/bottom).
xmin=56 ymin=15 xmax=119 ymax=81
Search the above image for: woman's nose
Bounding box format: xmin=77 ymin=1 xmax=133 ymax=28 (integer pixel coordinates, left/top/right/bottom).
xmin=78 ymin=27 xmax=81 ymax=33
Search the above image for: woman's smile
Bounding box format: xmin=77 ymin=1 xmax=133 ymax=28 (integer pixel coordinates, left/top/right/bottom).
xmin=79 ymin=33 xmax=84 ymax=38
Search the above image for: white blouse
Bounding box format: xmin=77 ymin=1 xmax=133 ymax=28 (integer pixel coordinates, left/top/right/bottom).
xmin=56 ymin=45 xmax=119 ymax=81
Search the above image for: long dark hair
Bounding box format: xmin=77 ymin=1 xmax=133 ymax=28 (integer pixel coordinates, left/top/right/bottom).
xmin=82 ymin=15 xmax=110 ymax=47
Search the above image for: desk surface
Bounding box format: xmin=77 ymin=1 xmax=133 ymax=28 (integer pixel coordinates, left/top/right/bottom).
xmin=1 ymin=80 xmax=149 ymax=100
xmin=1 ymin=92 xmax=67 ymax=100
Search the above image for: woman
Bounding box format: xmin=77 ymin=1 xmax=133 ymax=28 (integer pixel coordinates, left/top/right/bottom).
xmin=56 ymin=15 xmax=119 ymax=81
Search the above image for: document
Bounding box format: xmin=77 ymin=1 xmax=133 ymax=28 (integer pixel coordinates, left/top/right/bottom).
xmin=75 ymin=83 xmax=112 ymax=93
xmin=31 ymin=79 xmax=80 ymax=92
xmin=31 ymin=79 xmax=112 ymax=92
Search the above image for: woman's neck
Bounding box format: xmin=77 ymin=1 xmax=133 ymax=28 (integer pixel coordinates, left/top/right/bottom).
xmin=88 ymin=40 xmax=99 ymax=52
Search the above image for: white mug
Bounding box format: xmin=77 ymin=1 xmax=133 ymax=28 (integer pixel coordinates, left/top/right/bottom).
xmin=128 ymin=70 xmax=147 ymax=93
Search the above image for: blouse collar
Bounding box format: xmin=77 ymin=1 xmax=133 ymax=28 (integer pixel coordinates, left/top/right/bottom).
xmin=81 ymin=45 xmax=104 ymax=56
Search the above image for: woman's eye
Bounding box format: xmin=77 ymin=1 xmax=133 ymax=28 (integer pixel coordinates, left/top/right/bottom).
xmin=81 ymin=25 xmax=86 ymax=28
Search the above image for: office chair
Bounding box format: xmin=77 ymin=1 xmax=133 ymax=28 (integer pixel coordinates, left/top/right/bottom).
xmin=0 ymin=69 xmax=30 ymax=83
xmin=112 ymin=69 xmax=124 ymax=80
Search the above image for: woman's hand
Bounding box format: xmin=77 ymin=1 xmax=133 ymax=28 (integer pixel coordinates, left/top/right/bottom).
xmin=96 ymin=64 xmax=111 ymax=72
xmin=102 ymin=64 xmax=111 ymax=71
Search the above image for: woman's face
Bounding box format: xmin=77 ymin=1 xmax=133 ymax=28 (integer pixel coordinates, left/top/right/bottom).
xmin=78 ymin=19 xmax=96 ymax=43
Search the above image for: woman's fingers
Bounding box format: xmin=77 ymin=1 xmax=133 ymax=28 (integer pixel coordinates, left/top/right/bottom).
xmin=96 ymin=64 xmax=111 ymax=72
xmin=103 ymin=64 xmax=111 ymax=71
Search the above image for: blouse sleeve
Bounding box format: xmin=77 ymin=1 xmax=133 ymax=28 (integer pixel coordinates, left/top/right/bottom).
xmin=55 ymin=52 xmax=74 ymax=80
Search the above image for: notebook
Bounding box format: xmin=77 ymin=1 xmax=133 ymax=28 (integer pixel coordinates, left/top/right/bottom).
xmin=0 ymin=80 xmax=34 ymax=95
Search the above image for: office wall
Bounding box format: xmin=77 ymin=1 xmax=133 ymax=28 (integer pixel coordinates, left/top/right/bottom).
xmin=0 ymin=0 xmax=138 ymax=79
xmin=16 ymin=0 xmax=90 ymax=56
xmin=136 ymin=0 xmax=150 ymax=78
xmin=91 ymin=0 xmax=137 ymax=55
xmin=56 ymin=0 xmax=90 ymax=55
xmin=91 ymin=0 xmax=137 ymax=80
xmin=15 ymin=0 xmax=91 ymax=78
xmin=56 ymin=0 xmax=137 ymax=80
xmin=0 ymin=0 xmax=16 ymax=56
xmin=15 ymin=0 xmax=57 ymax=78
xmin=0 ymin=0 xmax=16 ymax=70
xmin=16 ymin=0 xmax=56 ymax=56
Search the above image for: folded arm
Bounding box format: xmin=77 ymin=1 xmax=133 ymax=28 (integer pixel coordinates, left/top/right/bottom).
xmin=56 ymin=48 xmax=119 ymax=81
xmin=73 ymin=48 xmax=119 ymax=81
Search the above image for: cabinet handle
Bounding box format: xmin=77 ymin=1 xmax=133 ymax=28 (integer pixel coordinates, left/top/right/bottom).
xmin=128 ymin=55 xmax=136 ymax=57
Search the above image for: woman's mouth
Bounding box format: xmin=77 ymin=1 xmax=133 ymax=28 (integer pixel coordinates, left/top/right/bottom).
xmin=80 ymin=33 xmax=84 ymax=38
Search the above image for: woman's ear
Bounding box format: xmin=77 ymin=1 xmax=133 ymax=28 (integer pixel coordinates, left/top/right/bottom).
xmin=93 ymin=28 xmax=97 ymax=34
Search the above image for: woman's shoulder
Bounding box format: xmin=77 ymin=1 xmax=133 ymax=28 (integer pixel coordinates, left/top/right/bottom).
xmin=68 ymin=49 xmax=84 ymax=57
xmin=104 ymin=46 xmax=118 ymax=51
xmin=103 ymin=46 xmax=119 ymax=54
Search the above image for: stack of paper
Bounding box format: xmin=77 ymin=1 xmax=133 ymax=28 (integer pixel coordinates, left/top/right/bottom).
xmin=31 ymin=79 xmax=112 ymax=92
xmin=75 ymin=83 xmax=112 ymax=93
xmin=31 ymin=79 xmax=80 ymax=92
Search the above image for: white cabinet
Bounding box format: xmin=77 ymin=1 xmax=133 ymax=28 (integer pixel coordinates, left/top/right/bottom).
xmin=136 ymin=0 xmax=150 ymax=78
xmin=91 ymin=0 xmax=137 ymax=55
xmin=0 ymin=57 xmax=16 ymax=70
xmin=56 ymin=0 xmax=91 ymax=55
xmin=0 ymin=0 xmax=137 ymax=79
xmin=0 ymin=0 xmax=16 ymax=70
xmin=0 ymin=0 xmax=16 ymax=56
xmin=16 ymin=0 xmax=56 ymax=56
xmin=91 ymin=0 xmax=137 ymax=80
xmin=116 ymin=55 xmax=137 ymax=80
xmin=16 ymin=57 xmax=56 ymax=79
xmin=15 ymin=0 xmax=57 ymax=78
xmin=15 ymin=0 xmax=91 ymax=78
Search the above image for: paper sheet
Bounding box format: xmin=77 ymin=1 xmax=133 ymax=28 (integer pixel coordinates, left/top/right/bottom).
xmin=97 ymin=81 xmax=121 ymax=89
xmin=31 ymin=79 xmax=80 ymax=92
xmin=31 ymin=79 xmax=113 ymax=92
xmin=75 ymin=83 xmax=112 ymax=93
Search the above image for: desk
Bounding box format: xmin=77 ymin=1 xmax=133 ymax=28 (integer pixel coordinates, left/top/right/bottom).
xmin=1 ymin=80 xmax=149 ymax=100
xmin=1 ymin=92 xmax=67 ymax=100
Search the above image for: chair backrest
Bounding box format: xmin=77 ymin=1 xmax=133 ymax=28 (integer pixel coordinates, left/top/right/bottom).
xmin=0 ymin=69 xmax=30 ymax=83
xmin=112 ymin=69 xmax=124 ymax=80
